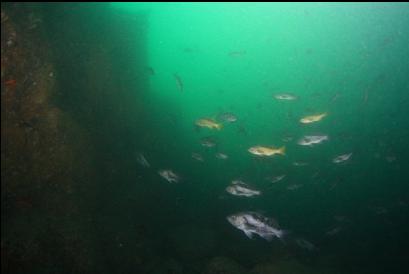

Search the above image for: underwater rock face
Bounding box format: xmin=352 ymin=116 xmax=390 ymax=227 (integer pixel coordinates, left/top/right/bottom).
xmin=148 ymin=258 xmax=184 ymax=274
xmin=203 ymin=257 xmax=247 ymax=274
xmin=1 ymin=5 xmax=96 ymax=272
xmin=250 ymin=259 xmax=317 ymax=274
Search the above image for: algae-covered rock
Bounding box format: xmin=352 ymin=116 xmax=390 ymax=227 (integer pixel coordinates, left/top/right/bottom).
xmin=149 ymin=258 xmax=184 ymax=274
xmin=203 ymin=256 xmax=247 ymax=274
xmin=250 ymin=259 xmax=317 ymax=274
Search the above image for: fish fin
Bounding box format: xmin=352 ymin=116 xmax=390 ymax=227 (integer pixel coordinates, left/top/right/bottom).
xmin=261 ymin=233 xmax=274 ymax=241
xmin=244 ymin=230 xmax=253 ymax=239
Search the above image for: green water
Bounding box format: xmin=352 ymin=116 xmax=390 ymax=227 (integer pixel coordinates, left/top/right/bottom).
xmin=3 ymin=2 xmax=408 ymax=274
xmin=102 ymin=3 xmax=409 ymax=273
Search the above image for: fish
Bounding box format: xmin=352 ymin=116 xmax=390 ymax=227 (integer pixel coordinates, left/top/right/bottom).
xmin=146 ymin=66 xmax=155 ymax=76
xmin=267 ymin=174 xmax=286 ymax=184
xmin=334 ymin=215 xmax=350 ymax=223
xmin=370 ymin=206 xmax=388 ymax=215
xmin=226 ymin=180 xmax=261 ymax=197
xmin=215 ymin=152 xmax=228 ymax=160
xmin=363 ymin=89 xmax=369 ymax=104
xmin=183 ymin=47 xmax=194 ymax=53
xmin=192 ymin=153 xmax=204 ymax=162
xmin=331 ymin=93 xmax=341 ymax=102
xmin=295 ymin=238 xmax=317 ymax=251
xmin=287 ymin=184 xmax=303 ymax=190
xmin=136 ymin=153 xmax=150 ymax=168
xmin=274 ymin=93 xmax=298 ymax=100
xmin=332 ymin=153 xmax=352 ymax=164
xmin=248 ymin=146 xmax=285 ymax=157
xmin=282 ymin=135 xmax=294 ymax=142
xmin=300 ymin=113 xmax=327 ymax=124
xmin=227 ymin=212 xmax=287 ymax=241
xmin=195 ymin=118 xmax=223 ymax=130
xmin=158 ymin=169 xmax=180 ymax=183
xmin=237 ymin=124 xmax=248 ymax=136
xmin=200 ymin=136 xmax=217 ymax=147
xmin=297 ymin=135 xmax=328 ymax=146
xmin=218 ymin=112 xmax=237 ymax=123
xmin=293 ymin=161 xmax=308 ymax=166
xmin=386 ymin=155 xmax=396 ymax=163
xmin=173 ymin=73 xmax=183 ymax=92
xmin=325 ymin=227 xmax=342 ymax=236
xmin=228 ymin=50 xmax=246 ymax=57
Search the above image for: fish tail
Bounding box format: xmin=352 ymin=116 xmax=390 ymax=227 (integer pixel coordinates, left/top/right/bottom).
xmin=278 ymin=230 xmax=291 ymax=244
xmin=279 ymin=146 xmax=286 ymax=155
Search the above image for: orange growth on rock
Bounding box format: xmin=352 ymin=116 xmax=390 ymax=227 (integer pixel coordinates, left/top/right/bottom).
xmin=4 ymin=79 xmax=16 ymax=86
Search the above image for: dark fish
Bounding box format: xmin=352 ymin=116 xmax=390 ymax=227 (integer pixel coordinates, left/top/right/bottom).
xmin=136 ymin=153 xmax=150 ymax=168
xmin=237 ymin=124 xmax=248 ymax=136
xmin=226 ymin=180 xmax=261 ymax=197
xmin=173 ymin=73 xmax=183 ymax=92
xmin=183 ymin=47 xmax=194 ymax=53
xmin=227 ymin=212 xmax=287 ymax=241
xmin=228 ymin=50 xmax=247 ymax=57
xmin=146 ymin=66 xmax=155 ymax=76
xmin=200 ymin=136 xmax=217 ymax=147
xmin=331 ymin=93 xmax=341 ymax=102
xmin=295 ymin=238 xmax=317 ymax=251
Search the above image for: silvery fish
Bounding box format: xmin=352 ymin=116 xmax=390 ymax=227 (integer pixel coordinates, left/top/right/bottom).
xmin=216 ymin=152 xmax=228 ymax=160
xmin=192 ymin=152 xmax=204 ymax=162
xmin=218 ymin=112 xmax=237 ymax=123
xmin=287 ymin=184 xmax=303 ymax=190
xmin=158 ymin=169 xmax=180 ymax=183
xmin=332 ymin=153 xmax=352 ymax=163
xmin=226 ymin=180 xmax=261 ymax=197
xmin=274 ymin=93 xmax=298 ymax=100
xmin=227 ymin=212 xmax=287 ymax=241
xmin=293 ymin=161 xmax=308 ymax=166
xmin=386 ymin=155 xmax=396 ymax=163
xmin=325 ymin=227 xmax=342 ymax=236
xmin=136 ymin=153 xmax=150 ymax=168
xmin=267 ymin=174 xmax=286 ymax=184
xmin=297 ymin=135 xmax=328 ymax=146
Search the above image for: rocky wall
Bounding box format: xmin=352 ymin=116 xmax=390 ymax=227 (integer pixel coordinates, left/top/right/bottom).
xmin=1 ymin=3 xmax=148 ymax=273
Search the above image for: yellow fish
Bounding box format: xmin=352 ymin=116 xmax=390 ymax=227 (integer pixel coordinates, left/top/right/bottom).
xmin=195 ymin=118 xmax=223 ymax=130
xmin=300 ymin=113 xmax=327 ymax=124
xmin=248 ymin=146 xmax=286 ymax=157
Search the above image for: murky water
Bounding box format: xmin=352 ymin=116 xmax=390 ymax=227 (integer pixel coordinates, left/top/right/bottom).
xmin=2 ymin=3 xmax=409 ymax=274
